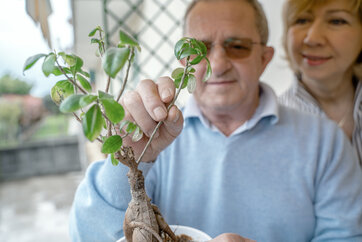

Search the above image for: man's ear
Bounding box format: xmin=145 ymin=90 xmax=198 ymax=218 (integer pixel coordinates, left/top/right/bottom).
xmin=260 ymin=46 xmax=274 ymax=73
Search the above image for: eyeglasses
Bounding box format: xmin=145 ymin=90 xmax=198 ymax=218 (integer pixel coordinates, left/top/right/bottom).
xmin=202 ymin=38 xmax=265 ymax=59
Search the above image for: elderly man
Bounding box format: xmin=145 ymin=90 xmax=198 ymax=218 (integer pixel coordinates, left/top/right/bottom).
xmin=69 ymin=0 xmax=362 ymax=241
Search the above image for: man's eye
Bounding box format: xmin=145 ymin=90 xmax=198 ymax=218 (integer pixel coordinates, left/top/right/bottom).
xmin=329 ymin=18 xmax=348 ymax=25
xmin=202 ymin=42 xmax=212 ymax=51
xmin=230 ymin=43 xmax=250 ymax=50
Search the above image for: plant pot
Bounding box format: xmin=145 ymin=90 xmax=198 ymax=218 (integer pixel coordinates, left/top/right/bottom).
xmin=117 ymin=225 xmax=212 ymax=241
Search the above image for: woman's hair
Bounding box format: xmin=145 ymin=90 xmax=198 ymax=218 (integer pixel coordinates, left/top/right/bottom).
xmin=282 ymin=0 xmax=362 ymax=80
xmin=183 ymin=0 xmax=270 ymax=45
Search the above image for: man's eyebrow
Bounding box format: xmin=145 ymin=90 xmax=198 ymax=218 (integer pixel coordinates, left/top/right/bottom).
xmin=224 ymin=37 xmax=245 ymax=42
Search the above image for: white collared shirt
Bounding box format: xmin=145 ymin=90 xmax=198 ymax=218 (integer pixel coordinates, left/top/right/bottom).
xmin=183 ymin=82 xmax=279 ymax=137
xmin=279 ymin=78 xmax=362 ymax=164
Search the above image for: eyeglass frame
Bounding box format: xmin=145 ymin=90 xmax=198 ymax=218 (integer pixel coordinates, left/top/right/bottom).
xmin=201 ymin=37 xmax=266 ymax=59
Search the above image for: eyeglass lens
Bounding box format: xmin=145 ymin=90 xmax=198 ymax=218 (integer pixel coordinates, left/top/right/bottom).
xmin=203 ymin=38 xmax=256 ymax=59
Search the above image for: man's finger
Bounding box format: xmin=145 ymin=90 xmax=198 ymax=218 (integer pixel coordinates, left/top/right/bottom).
xmin=157 ymin=76 xmax=176 ymax=103
xmin=136 ymin=79 xmax=167 ymax=122
xmin=163 ymin=105 xmax=183 ymax=138
xmin=122 ymin=90 xmax=158 ymax=137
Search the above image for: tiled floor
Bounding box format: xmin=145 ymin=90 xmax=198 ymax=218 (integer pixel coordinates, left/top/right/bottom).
xmin=0 ymin=172 xmax=83 ymax=242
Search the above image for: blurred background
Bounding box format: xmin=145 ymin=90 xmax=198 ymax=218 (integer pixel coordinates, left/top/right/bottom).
xmin=0 ymin=0 xmax=293 ymax=241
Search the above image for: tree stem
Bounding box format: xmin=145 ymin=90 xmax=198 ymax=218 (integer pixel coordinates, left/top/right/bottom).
xmin=117 ymin=48 xmax=134 ymax=102
xmin=55 ymin=59 xmax=88 ymax=94
xmin=136 ymin=59 xmax=190 ymax=164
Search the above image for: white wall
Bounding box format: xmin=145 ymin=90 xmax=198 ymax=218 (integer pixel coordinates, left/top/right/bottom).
xmin=259 ymin=0 xmax=294 ymax=95
xmin=72 ymin=0 xmax=294 ymax=98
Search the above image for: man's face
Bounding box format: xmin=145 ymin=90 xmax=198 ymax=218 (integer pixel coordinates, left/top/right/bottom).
xmin=185 ymin=0 xmax=273 ymax=114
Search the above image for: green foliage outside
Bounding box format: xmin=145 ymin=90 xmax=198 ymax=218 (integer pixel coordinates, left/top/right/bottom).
xmin=30 ymin=115 xmax=69 ymax=141
xmin=0 ymin=99 xmax=22 ymax=145
xmin=23 ymin=26 xmax=211 ymax=166
xmin=0 ymin=74 xmax=33 ymax=95
xmin=0 ymin=114 xmax=69 ymax=148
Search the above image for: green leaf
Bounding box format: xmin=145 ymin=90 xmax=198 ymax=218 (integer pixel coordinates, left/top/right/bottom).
xmin=80 ymin=94 xmax=97 ymax=108
xmin=100 ymin=98 xmax=125 ymax=123
xmin=51 ymin=67 xmax=64 ymax=76
xmin=90 ymin=38 xmax=101 ymax=44
xmin=59 ymin=52 xmax=76 ymax=66
xmin=126 ymin=122 xmax=137 ymax=133
xmin=76 ymin=74 xmax=92 ymax=92
xmin=101 ymin=135 xmax=123 ymax=154
xmin=89 ymin=26 xmax=102 ymax=37
xmin=50 ymin=80 xmax=74 ymax=105
xmin=63 ymin=67 xmax=72 ymax=74
xmin=23 ymin=53 xmax=46 ymax=72
xmin=59 ymin=94 xmax=84 ymax=113
xmin=102 ymin=47 xmax=130 ymax=78
xmin=79 ymin=69 xmax=90 ymax=78
xmin=98 ymin=90 xmax=114 ymax=99
xmin=179 ymin=47 xmax=198 ymax=60
xmin=119 ymin=120 xmax=130 ymax=131
xmin=190 ymin=55 xmax=204 ymax=65
xmin=203 ymin=58 xmax=212 ymax=82
xmin=171 ymin=68 xmax=184 ymax=79
xmin=110 ymin=153 xmax=119 ymax=166
xmin=187 ymin=74 xmax=197 ymax=93
xmin=42 ymin=53 xmax=57 ymax=77
xmin=174 ymin=37 xmax=188 ymax=58
xmin=191 ymin=39 xmax=207 ymax=55
xmin=70 ymin=55 xmax=84 ymax=73
xmin=174 ymin=75 xmax=188 ymax=89
xmin=132 ymin=126 xmax=143 ymax=142
xmin=102 ymin=116 xmax=107 ymax=129
xmin=187 ymin=67 xmax=196 ymax=73
xmin=51 ymin=80 xmax=74 ymax=105
xmin=82 ymin=104 xmax=103 ymax=141
xmin=119 ymin=30 xmax=140 ymax=51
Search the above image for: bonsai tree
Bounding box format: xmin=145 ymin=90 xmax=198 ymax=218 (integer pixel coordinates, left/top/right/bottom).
xmin=23 ymin=26 xmax=211 ymax=241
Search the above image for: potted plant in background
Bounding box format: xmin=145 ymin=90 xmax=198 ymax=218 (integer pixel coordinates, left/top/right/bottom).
xmin=24 ymin=26 xmax=211 ymax=241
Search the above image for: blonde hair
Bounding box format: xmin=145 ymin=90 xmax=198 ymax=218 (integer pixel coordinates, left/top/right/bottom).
xmin=184 ymin=0 xmax=269 ymax=44
xmin=282 ymin=0 xmax=362 ymax=79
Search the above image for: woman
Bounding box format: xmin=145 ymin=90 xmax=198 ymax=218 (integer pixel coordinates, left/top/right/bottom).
xmin=279 ymin=0 xmax=362 ymax=164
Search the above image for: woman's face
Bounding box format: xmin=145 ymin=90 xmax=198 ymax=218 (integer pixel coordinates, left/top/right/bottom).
xmin=287 ymin=0 xmax=362 ymax=83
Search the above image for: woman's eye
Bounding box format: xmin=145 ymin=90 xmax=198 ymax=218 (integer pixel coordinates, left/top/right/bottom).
xmin=329 ymin=18 xmax=348 ymax=25
xmin=294 ymin=18 xmax=310 ymax=25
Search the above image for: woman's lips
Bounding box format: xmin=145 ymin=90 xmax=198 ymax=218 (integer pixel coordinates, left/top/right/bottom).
xmin=302 ymin=54 xmax=331 ymax=66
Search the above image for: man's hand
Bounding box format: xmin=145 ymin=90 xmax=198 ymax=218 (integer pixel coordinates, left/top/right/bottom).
xmin=120 ymin=76 xmax=184 ymax=162
xmin=209 ymin=233 xmax=256 ymax=242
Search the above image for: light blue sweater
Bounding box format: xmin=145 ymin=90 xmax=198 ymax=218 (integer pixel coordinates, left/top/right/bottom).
xmin=69 ymin=88 xmax=362 ymax=242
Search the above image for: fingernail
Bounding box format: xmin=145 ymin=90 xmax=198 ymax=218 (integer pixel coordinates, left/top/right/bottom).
xmin=161 ymin=88 xmax=172 ymax=100
xmin=173 ymin=111 xmax=180 ymax=123
xmin=153 ymin=106 xmax=167 ymax=120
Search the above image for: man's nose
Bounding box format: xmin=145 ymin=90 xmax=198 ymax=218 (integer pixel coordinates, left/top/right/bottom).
xmin=208 ymin=45 xmax=232 ymax=77
xmin=303 ymin=20 xmax=326 ymax=46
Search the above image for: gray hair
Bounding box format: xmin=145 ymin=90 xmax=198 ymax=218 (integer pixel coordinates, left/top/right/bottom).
xmin=183 ymin=0 xmax=270 ymax=44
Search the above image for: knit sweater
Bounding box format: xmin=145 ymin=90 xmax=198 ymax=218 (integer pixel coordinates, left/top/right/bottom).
xmin=69 ymin=86 xmax=362 ymax=242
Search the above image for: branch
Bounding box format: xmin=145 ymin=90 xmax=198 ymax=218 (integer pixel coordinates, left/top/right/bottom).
xmin=55 ymin=59 xmax=88 ymax=95
xmin=117 ymin=48 xmax=135 ymax=102
xmin=105 ymin=76 xmax=111 ymax=93
xmin=136 ymin=58 xmax=191 ymax=164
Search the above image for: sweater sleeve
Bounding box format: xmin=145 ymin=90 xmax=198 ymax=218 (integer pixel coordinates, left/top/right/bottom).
xmin=68 ymin=156 xmax=154 ymax=241
xmin=313 ymin=126 xmax=362 ymax=241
